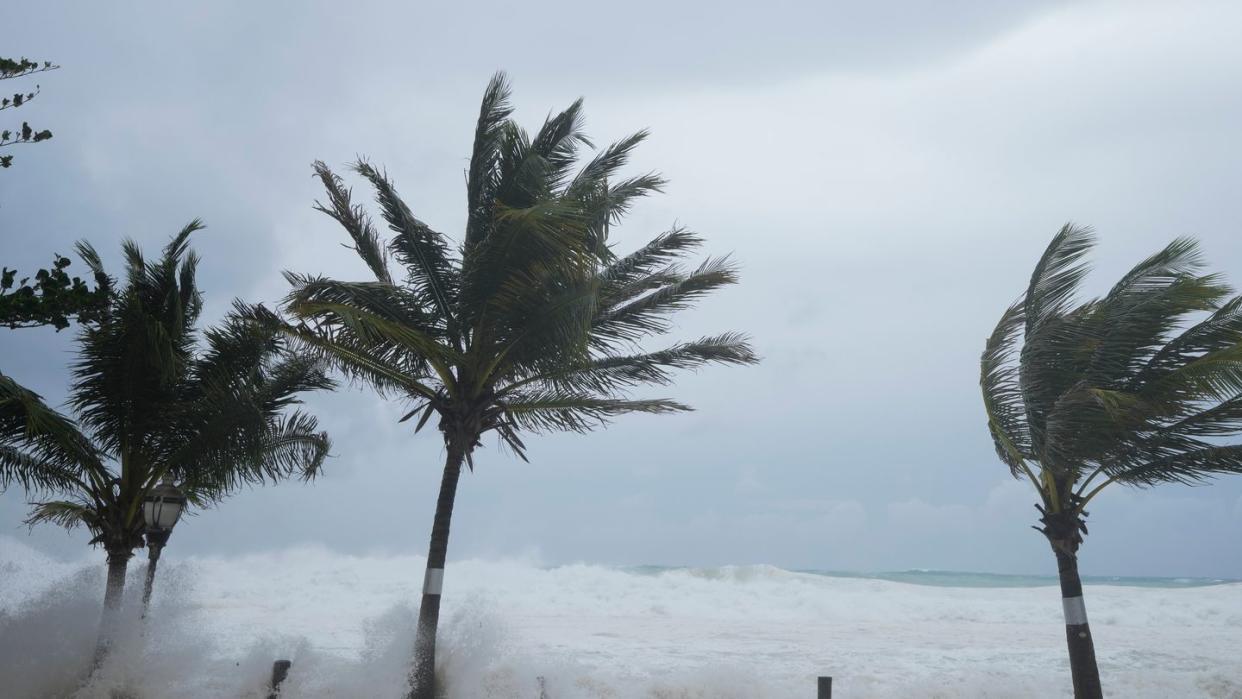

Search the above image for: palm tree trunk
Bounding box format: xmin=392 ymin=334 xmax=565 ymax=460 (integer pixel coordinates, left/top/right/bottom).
xmin=1054 ymin=547 xmax=1102 ymax=698
xmin=93 ymin=547 xmax=131 ymax=666
xmin=408 ymin=445 xmax=466 ymax=699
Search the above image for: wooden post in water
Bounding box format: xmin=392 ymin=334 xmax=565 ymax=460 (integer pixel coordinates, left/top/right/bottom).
xmin=267 ymin=659 xmax=292 ymax=699
xmin=817 ymin=676 xmax=832 ymax=698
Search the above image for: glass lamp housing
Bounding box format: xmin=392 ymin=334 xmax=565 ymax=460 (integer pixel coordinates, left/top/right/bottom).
xmin=143 ymin=480 xmax=187 ymax=533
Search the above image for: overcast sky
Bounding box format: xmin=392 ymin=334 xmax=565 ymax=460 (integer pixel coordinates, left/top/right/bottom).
xmin=3 ymin=0 xmax=1242 ymax=578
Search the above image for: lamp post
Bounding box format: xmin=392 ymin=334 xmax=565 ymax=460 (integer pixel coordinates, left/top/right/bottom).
xmin=141 ymin=476 xmax=186 ymax=615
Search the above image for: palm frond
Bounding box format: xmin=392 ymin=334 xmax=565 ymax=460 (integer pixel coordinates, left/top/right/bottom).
xmin=313 ymin=160 xmax=392 ymax=284
xmin=508 ymin=332 xmax=757 ymax=395
xmin=987 ymin=225 xmax=1242 ymax=518
xmin=531 ymin=97 xmax=590 ymax=188
xmin=463 ymin=71 xmax=514 ymax=255
xmin=1107 ymin=445 xmax=1242 ymax=487
xmin=593 ymin=173 xmax=666 ymax=228
xmin=601 ymin=227 xmax=701 ymax=291
xmin=0 ymin=446 xmax=86 ymax=494
xmin=25 ymin=498 xmax=99 ymax=532
xmin=567 ymin=130 xmax=651 ymax=197
xmin=980 ymin=298 xmax=1034 ymax=475
xmin=162 ymin=219 xmax=204 ymax=270
xmin=458 ymin=201 xmax=600 ymax=345
xmin=284 ymin=77 xmax=751 ymax=471
xmin=0 ymin=373 xmax=102 ymax=492
xmin=74 ymin=239 xmax=107 ymax=280
xmin=180 ymin=411 xmax=331 ymax=498
xmin=1107 ymin=237 xmax=1206 ymax=298
xmin=352 ymin=161 xmax=459 ymax=324
xmin=1152 ymin=396 xmax=1242 ymax=439
xmin=287 ymin=299 xmax=459 ymax=379
xmin=1024 ymin=223 xmax=1095 ymax=334
xmin=162 ymin=311 xmax=334 ymax=480
xmin=477 ymin=261 xmax=599 ymax=363
xmin=283 ymin=273 xmax=441 ymax=339
xmin=71 ymin=224 xmax=205 ymax=454
xmin=593 ymin=257 xmax=739 ymax=350
xmin=17 ymin=228 xmax=334 ymax=557
xmin=1082 ymin=273 xmax=1228 ymax=389
xmin=1135 ymin=295 xmax=1242 ymax=388
xmin=502 ymin=391 xmax=690 ymax=433
xmin=1145 ymin=343 xmax=1242 ymax=404
xmin=244 ymin=302 xmax=439 ymax=399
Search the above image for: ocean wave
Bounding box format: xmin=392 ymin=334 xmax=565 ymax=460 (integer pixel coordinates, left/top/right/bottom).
xmin=2 ymin=536 xmax=1240 ymax=698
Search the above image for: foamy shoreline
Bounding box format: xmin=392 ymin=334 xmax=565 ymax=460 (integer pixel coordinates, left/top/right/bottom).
xmin=3 ymin=537 xmax=1241 ymax=697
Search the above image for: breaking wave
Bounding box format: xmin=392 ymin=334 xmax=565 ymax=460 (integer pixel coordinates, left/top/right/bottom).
xmin=2 ymin=536 xmax=1240 ymax=698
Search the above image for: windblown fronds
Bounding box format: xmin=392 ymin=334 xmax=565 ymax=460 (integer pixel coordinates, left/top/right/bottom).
xmin=981 ymin=227 xmax=1242 ymax=516
xmin=276 ymin=72 xmax=757 ymax=462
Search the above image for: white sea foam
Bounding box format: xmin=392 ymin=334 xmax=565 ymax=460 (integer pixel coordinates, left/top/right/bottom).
xmin=2 ymin=536 xmax=1241 ymax=698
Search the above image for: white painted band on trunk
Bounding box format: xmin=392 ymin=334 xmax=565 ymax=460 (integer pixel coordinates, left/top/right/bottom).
xmin=1062 ymin=595 xmax=1088 ymax=625
xmin=423 ymin=567 xmax=444 ymax=595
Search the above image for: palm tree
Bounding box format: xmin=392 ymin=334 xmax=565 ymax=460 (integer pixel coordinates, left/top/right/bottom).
xmin=0 ymin=223 xmax=333 ymax=663
xmin=980 ymin=224 xmax=1242 ymax=698
xmin=263 ymin=73 xmax=757 ymax=699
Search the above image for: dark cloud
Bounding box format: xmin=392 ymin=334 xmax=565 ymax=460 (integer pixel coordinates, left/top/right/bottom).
xmin=3 ymin=1 xmax=1242 ymax=578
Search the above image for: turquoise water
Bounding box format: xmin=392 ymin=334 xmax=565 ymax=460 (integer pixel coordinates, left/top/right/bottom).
xmin=805 ymin=569 xmax=1239 ymax=588
xmin=624 ymin=565 xmax=1239 ymax=588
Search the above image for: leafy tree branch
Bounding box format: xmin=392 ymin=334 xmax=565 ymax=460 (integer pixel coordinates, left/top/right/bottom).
xmin=1 ymin=248 xmax=112 ymax=330
xmin=0 ymin=56 xmax=58 ymax=169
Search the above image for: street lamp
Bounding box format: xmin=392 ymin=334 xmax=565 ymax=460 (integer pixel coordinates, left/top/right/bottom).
xmin=141 ymin=476 xmax=186 ymax=613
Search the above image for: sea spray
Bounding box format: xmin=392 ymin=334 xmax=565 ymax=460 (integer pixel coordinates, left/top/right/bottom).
xmin=0 ymin=566 xmax=100 ymax=698
xmin=3 ymin=536 xmax=1241 ymax=698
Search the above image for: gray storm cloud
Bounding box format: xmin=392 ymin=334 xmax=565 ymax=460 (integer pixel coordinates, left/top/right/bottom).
xmin=2 ymin=0 xmax=1241 ymax=577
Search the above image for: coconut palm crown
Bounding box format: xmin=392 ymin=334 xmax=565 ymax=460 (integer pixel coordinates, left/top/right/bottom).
xmin=0 ymin=223 xmax=333 ymax=659
xmin=264 ymin=73 xmax=757 ymax=699
xmin=981 ymin=224 xmax=1242 ymax=697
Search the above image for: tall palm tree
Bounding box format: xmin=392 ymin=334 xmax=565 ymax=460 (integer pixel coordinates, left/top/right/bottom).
xmin=980 ymin=224 xmax=1242 ymax=698
xmin=0 ymin=223 xmax=333 ymax=663
xmin=264 ymin=73 xmax=757 ymax=699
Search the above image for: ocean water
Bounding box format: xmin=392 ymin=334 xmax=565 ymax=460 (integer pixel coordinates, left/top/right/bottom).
xmin=2 ymin=536 xmax=1241 ymax=698
xmin=631 ymin=566 xmax=1240 ymax=589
